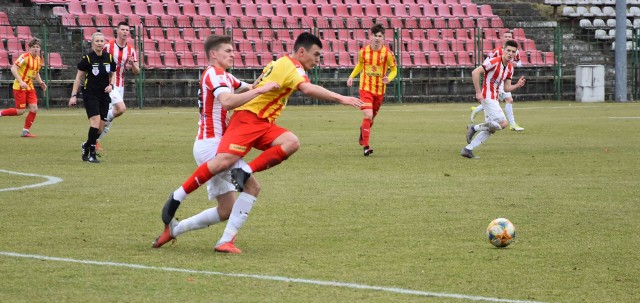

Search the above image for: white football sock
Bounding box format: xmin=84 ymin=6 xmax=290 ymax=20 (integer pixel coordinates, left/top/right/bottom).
xmin=217 ymin=193 xmax=256 ymax=245
xmin=106 ymin=109 xmax=115 ymax=122
xmin=505 ymin=103 xmax=516 ymax=125
xmin=466 ymin=130 xmax=492 ymax=150
xmin=241 ymin=165 xmax=253 ymax=174
xmin=172 ymin=207 xmax=221 ymax=237
xmin=173 ymin=187 xmax=188 ymax=202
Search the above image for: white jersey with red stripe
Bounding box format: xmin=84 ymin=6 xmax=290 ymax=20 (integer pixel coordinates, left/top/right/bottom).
xmin=104 ymin=40 xmax=137 ymax=88
xmin=481 ymin=56 xmax=514 ymax=100
xmin=484 ymin=46 xmax=521 ymax=65
xmin=197 ymin=65 xmax=246 ymax=140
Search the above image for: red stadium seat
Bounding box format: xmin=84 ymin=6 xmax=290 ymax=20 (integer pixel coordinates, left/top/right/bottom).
xmin=244 ymin=5 xmax=260 ymax=17
xmin=6 ymin=38 xmax=24 ymax=52
xmin=179 ymin=53 xmax=196 ymax=68
xmin=442 ymin=52 xmax=456 ymax=66
xmin=423 ymin=5 xmax=438 ymax=17
xmin=127 ymin=15 xmax=143 ymax=27
xmin=0 ymin=50 xmax=11 ymax=68
xmin=0 ymin=12 xmax=10 ymax=26
xmin=16 ymin=26 xmax=33 ymax=40
xmin=349 ymin=4 xmax=365 ymax=17
xmin=101 ymin=2 xmax=117 ymax=15
xmin=157 ymin=40 xmax=173 ymax=53
xmin=148 ymin=28 xmax=165 ymax=41
xmin=48 ymin=52 xmax=67 ymax=69
xmin=435 ymin=40 xmax=449 ymax=52
xmin=144 ymin=52 xmax=163 ymax=69
xmin=479 ymin=5 xmax=495 ymax=17
xmin=176 ymin=15 xmax=192 ymax=28
xmin=84 ymin=2 xmax=100 ymax=15
xmin=543 ymin=51 xmax=555 ymax=65
xmin=436 ymin=4 xmax=452 ymax=17
xmin=133 ymin=3 xmax=151 ymax=16
xmin=163 ymin=52 xmax=180 ymax=68
xmin=456 ymin=51 xmax=473 ymax=67
xmin=166 ymin=3 xmax=181 ymax=16
xmin=337 ymin=52 xmax=353 ymax=67
xmin=77 ymin=14 xmax=94 ymax=27
xmin=319 ymin=4 xmax=335 ymax=16
xmin=191 ymin=15 xmax=209 ymax=28
xmin=407 ymin=4 xmax=423 ymax=17
xmin=320 ymin=53 xmax=338 ymax=67
xmin=94 ymin=15 xmax=110 ymax=27
xmin=160 ymin=15 xmax=176 ymax=28
xmin=426 ymin=51 xmax=443 ymax=66
xmin=465 ymin=4 xmax=481 ymax=17
xmin=182 ymin=3 xmax=198 ymax=16
xmin=413 ymin=52 xmax=428 ymax=67
xmin=67 ymin=1 xmax=83 ymax=15
xmin=528 ymin=50 xmax=543 ymax=66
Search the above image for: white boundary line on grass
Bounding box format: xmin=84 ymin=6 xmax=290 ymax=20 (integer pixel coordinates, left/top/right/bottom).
xmin=0 ymin=251 xmax=545 ymax=303
xmin=0 ymin=169 xmax=63 ymax=192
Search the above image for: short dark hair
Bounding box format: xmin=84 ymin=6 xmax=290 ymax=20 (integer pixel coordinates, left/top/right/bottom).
xmin=204 ymin=35 xmax=232 ymax=60
xmin=117 ymin=22 xmax=130 ymax=28
xmin=504 ymin=40 xmax=518 ymax=49
xmin=27 ymin=38 xmax=41 ymax=48
xmin=371 ymin=24 xmax=385 ymax=36
xmin=293 ymin=32 xmax=322 ymax=52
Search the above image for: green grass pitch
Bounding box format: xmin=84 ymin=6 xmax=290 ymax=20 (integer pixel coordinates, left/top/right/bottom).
xmin=0 ymin=102 xmax=638 ymax=302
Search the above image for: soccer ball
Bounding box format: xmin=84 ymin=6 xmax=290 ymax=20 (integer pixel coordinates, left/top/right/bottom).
xmin=486 ymin=218 xmax=516 ymax=247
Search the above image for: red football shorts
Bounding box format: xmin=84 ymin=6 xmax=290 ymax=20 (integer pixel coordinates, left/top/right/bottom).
xmin=13 ymin=89 xmax=37 ymax=109
xmin=217 ymin=110 xmax=289 ymax=157
xmin=359 ymin=90 xmax=384 ymax=117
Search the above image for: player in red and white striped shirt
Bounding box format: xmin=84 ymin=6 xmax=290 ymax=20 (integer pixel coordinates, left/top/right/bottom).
xmin=99 ymin=22 xmax=140 ymax=147
xmin=471 ymin=32 xmax=525 ymax=131
xmin=461 ymin=40 xmax=526 ymax=159
xmin=152 ymin=35 xmax=279 ymax=253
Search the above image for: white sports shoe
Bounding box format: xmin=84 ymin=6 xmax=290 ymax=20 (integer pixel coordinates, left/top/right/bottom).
xmin=510 ymin=123 xmax=524 ymax=131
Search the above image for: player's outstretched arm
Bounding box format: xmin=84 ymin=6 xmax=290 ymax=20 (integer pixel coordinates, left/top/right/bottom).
xmin=471 ymin=66 xmax=484 ymax=100
xmin=504 ymin=76 xmax=525 ymax=92
xmin=298 ymin=82 xmax=363 ymax=108
xmin=218 ymin=81 xmax=280 ymax=110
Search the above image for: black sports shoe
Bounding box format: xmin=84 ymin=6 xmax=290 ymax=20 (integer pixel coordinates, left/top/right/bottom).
xmin=363 ymin=146 xmax=374 ymax=157
xmin=87 ymin=152 xmax=100 ymax=163
xmin=466 ymin=124 xmax=477 ymax=144
xmin=460 ymin=147 xmax=479 ymax=159
xmin=230 ymin=168 xmax=251 ymax=192
xmin=81 ymin=142 xmax=89 ymax=162
xmin=162 ymin=193 xmax=181 ymax=225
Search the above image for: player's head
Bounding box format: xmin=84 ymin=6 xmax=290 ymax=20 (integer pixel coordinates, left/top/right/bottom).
xmin=90 ymin=32 xmax=106 ymax=52
xmin=370 ymin=24 xmax=385 ymax=49
xmin=502 ymin=40 xmax=518 ymax=61
xmin=27 ymin=38 xmax=41 ymax=56
xmin=292 ymin=32 xmax=323 ymax=71
xmin=116 ymin=22 xmax=131 ymax=40
xmin=204 ymin=34 xmax=234 ymax=69
xmin=501 ymin=32 xmax=513 ymax=45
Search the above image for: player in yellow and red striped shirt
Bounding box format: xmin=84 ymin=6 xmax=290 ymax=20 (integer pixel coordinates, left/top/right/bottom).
xmin=154 ymin=33 xmax=363 ymax=254
xmin=347 ymin=24 xmax=397 ymax=156
xmin=0 ymin=38 xmax=47 ymax=137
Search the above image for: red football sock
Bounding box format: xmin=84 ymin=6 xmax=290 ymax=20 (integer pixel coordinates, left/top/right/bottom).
xmin=360 ymin=118 xmax=372 ymax=147
xmin=23 ymin=111 xmax=36 ymax=130
xmin=248 ymin=145 xmax=288 ymax=173
xmin=0 ymin=108 xmax=18 ymax=116
xmin=181 ymin=163 xmax=214 ymax=194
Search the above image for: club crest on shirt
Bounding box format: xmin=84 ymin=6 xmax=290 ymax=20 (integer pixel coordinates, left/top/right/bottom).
xmin=92 ymin=65 xmax=99 ymax=76
xmin=296 ymin=67 xmax=305 ymax=76
xmin=105 ymin=63 xmax=110 ymax=73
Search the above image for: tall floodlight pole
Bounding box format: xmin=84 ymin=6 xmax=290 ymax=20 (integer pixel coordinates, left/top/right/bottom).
xmin=615 ymin=0 xmax=628 ymax=101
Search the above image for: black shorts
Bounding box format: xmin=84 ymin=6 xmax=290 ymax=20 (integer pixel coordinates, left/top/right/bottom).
xmin=83 ymin=93 xmax=110 ymax=120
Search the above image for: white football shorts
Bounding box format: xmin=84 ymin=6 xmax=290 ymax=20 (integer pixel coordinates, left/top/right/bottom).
xmin=481 ymin=99 xmax=507 ymax=123
xmin=193 ymin=138 xmax=246 ymax=200
xmin=109 ymin=86 xmax=125 ymax=104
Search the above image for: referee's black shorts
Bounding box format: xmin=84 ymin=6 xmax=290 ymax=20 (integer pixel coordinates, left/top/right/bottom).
xmin=83 ymin=93 xmax=110 ymax=120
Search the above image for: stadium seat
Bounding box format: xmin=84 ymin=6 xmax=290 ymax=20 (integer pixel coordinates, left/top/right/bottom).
xmin=99 ymin=2 xmax=116 ymax=15
xmin=479 ymin=5 xmax=495 ymax=17
xmin=133 ymin=3 xmax=151 ymax=16
xmin=160 ymin=15 xmax=176 ymax=28
xmin=0 ymin=50 xmax=10 ymax=68
xmin=84 ymin=2 xmax=100 ymax=15
xmin=590 ymin=7 xmax=604 ymax=17
xmin=148 ymin=28 xmax=165 ymax=41
xmin=320 ymin=53 xmax=338 ymax=67
xmin=441 ymin=52 xmax=456 ymax=66
xmin=163 ymin=52 xmax=180 ymax=68
xmin=543 ymin=51 xmax=555 ymax=65
xmin=180 ymin=3 xmax=197 ymax=16
xmin=465 ymin=4 xmax=481 ymax=18
xmin=601 ymin=6 xmax=615 ymax=17
xmin=157 ymin=40 xmax=173 ymax=53
xmin=592 ymin=19 xmax=606 ymax=27
xmin=450 ymin=40 xmax=465 ymax=52
xmin=579 ymin=19 xmax=592 ymax=28
xmin=423 ymin=5 xmax=438 ymax=17
xmin=426 ymin=51 xmax=443 ymax=66
xmin=413 ymin=52 xmax=427 ymax=67
xmin=127 ymin=15 xmax=143 ymax=27
xmin=432 ymin=17 xmax=447 ymax=28
xmin=16 ymin=26 xmax=33 ymax=40
xmin=77 ymin=14 xmax=94 ymax=27
xmin=142 ymin=40 xmax=156 ymax=53
xmin=179 ymin=53 xmax=196 ymax=68
xmin=189 ymin=15 xmax=207 ymax=28
xmin=166 ymin=3 xmax=181 ymax=16
xmin=48 ymin=52 xmax=67 ymax=69
xmin=337 ymin=52 xmax=353 ymax=67
xmin=456 ymin=51 xmax=473 ymax=67
xmin=0 ymin=12 xmax=9 ymax=26
xmin=349 ymin=4 xmax=365 ymax=17
xmin=67 ymin=1 xmax=83 ymax=15
xmin=490 ymin=17 xmax=503 ymax=28
xmin=451 ymin=4 xmax=465 ymax=17
xmin=145 ymin=52 xmax=163 ymax=69
xmin=436 ymin=4 xmax=452 ymax=17
xmin=561 ymin=6 xmax=575 ymax=17
xmin=244 ymin=4 xmax=260 ymax=17
xmin=6 ymin=38 xmax=23 ymax=51
xmin=421 ymin=40 xmax=435 ymax=52
xmin=94 ymin=15 xmax=110 ymax=27
xmin=528 ymin=51 xmax=544 ymax=66
xmin=400 ymin=52 xmax=413 ymax=67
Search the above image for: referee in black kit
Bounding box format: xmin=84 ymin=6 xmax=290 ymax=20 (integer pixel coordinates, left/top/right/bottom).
xmin=69 ymin=32 xmax=117 ymax=163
